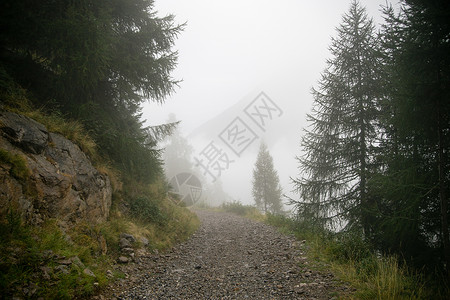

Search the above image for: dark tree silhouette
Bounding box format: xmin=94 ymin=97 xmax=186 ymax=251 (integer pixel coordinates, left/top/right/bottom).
xmin=0 ymin=0 xmax=183 ymax=183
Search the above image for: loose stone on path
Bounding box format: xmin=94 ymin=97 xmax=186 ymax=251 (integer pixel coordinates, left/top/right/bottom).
xmin=110 ymin=210 xmax=343 ymax=299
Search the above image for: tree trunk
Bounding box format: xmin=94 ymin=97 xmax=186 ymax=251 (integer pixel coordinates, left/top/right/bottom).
xmin=438 ymin=110 xmax=450 ymax=278
xmin=435 ymin=43 xmax=449 ymax=278
xmin=356 ymin=44 xmax=369 ymax=237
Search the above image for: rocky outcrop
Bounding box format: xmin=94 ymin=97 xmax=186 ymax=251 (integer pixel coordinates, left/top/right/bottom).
xmin=0 ymin=111 xmax=111 ymax=226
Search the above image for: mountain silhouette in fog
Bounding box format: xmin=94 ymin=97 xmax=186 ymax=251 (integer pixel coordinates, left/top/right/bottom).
xmin=187 ymin=89 xmax=301 ymax=156
xmin=184 ymin=85 xmax=310 ymax=204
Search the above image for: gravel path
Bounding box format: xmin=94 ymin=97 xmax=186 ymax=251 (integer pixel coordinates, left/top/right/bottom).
xmin=104 ymin=210 xmax=346 ymax=299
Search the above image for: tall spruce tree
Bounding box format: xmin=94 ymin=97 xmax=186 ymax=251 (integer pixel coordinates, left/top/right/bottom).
xmin=252 ymin=142 xmax=282 ymax=214
xmin=375 ymin=0 xmax=450 ymax=273
xmin=0 ymin=0 xmax=183 ymax=183
xmin=292 ymin=1 xmax=383 ymax=233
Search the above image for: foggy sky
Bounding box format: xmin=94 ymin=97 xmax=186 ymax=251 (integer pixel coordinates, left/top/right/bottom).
xmin=143 ymin=0 xmax=391 ymax=207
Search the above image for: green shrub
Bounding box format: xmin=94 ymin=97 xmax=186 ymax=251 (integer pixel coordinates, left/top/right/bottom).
xmin=222 ymin=201 xmax=256 ymax=216
xmin=328 ymin=231 xmax=373 ymax=263
xmin=265 ymin=214 xmax=438 ymax=299
xmin=266 ymin=213 xmax=297 ymax=231
xmin=129 ymin=196 xmax=167 ymax=225
xmin=220 ymin=201 xmax=265 ymax=221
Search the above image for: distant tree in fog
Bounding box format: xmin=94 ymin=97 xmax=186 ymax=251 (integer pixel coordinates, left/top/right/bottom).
xmin=205 ymin=179 xmax=234 ymax=207
xmin=252 ymin=142 xmax=282 ymax=214
xmin=163 ymin=114 xmax=194 ymax=179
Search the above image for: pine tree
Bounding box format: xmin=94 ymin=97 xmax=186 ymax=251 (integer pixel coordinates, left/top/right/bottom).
xmin=163 ymin=114 xmax=193 ymax=179
xmin=252 ymin=142 xmax=282 ymax=214
xmin=0 ymin=0 xmax=182 ymax=108
xmin=0 ymin=0 xmax=183 ymax=183
xmin=375 ymin=0 xmax=450 ymax=273
xmin=292 ymin=1 xmax=383 ymax=233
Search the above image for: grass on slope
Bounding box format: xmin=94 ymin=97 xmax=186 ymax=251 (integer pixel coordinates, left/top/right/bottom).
xmin=218 ymin=201 xmax=445 ymax=299
xmin=266 ymin=214 xmax=448 ymax=300
xmin=1 ymin=86 xmax=200 ymax=299
xmin=0 ymin=183 xmax=199 ymax=299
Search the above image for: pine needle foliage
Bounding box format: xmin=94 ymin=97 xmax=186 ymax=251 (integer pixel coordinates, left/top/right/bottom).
xmin=374 ymin=0 xmax=450 ymax=274
xmin=0 ymin=0 xmax=183 ymax=183
xmin=292 ymin=1 xmax=383 ymax=233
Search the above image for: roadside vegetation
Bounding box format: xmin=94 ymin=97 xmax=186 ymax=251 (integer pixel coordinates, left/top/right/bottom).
xmin=0 ymin=99 xmax=199 ymax=299
xmin=288 ymin=1 xmax=450 ymax=298
xmin=220 ymin=201 xmax=265 ymax=222
xmin=266 ymin=214 xmax=448 ymax=299
xmin=220 ymin=201 xmax=447 ymax=299
xmin=0 ymin=192 xmax=199 ymax=299
xmin=0 ymin=1 xmax=199 ymax=297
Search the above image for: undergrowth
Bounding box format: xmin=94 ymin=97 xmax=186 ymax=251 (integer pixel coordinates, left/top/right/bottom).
xmin=0 ymin=185 xmax=199 ymax=299
xmin=0 ymin=149 xmax=30 ymax=182
xmin=220 ymin=200 xmax=265 ymax=221
xmin=265 ymin=214 xmax=448 ymax=299
xmin=105 ymin=190 xmax=200 ymax=253
xmin=0 ymin=149 xmax=36 ymax=199
xmin=26 ymin=109 xmax=97 ymax=158
xmin=0 ymin=212 xmax=109 ymax=299
xmin=0 ymin=85 xmax=200 ymax=298
xmin=1 ymin=80 xmax=97 ymax=158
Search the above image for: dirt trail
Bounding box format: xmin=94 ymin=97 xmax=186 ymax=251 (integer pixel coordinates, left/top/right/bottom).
xmin=105 ymin=210 xmax=347 ymax=299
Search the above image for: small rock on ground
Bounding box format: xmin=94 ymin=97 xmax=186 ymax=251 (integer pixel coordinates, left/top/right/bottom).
xmin=103 ymin=210 xmax=346 ymax=299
